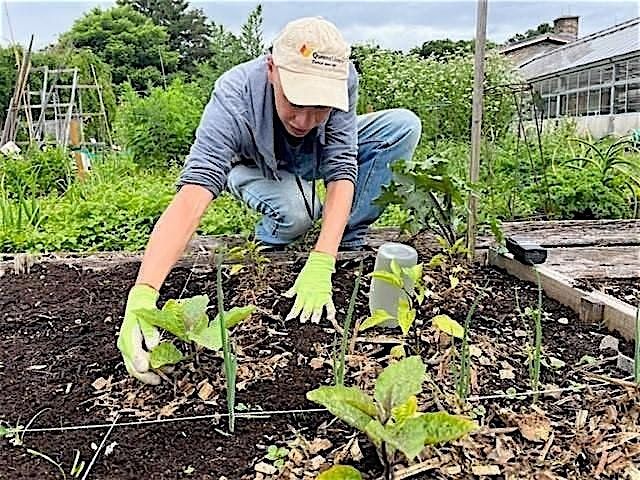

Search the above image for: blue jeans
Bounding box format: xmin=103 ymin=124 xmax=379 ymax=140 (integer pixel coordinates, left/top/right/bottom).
xmin=227 ymin=109 xmax=421 ymax=247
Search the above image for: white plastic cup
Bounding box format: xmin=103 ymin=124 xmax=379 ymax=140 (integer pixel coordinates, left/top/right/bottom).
xmin=368 ymin=242 xmax=418 ymax=328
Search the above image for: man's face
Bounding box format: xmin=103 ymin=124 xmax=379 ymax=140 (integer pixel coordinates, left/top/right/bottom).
xmin=267 ymin=56 xmax=332 ymax=138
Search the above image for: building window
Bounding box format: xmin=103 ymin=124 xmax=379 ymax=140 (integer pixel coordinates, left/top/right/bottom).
xmin=627 ymin=82 xmax=640 ymax=113
xmin=530 ymin=55 xmax=640 ymax=118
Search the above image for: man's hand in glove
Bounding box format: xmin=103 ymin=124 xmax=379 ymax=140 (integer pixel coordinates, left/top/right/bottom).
xmin=284 ymin=251 xmax=336 ymax=324
xmin=116 ymin=284 xmax=162 ymax=385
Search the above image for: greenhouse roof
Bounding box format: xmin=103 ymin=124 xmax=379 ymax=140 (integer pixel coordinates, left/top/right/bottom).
xmin=519 ymin=17 xmax=640 ymax=80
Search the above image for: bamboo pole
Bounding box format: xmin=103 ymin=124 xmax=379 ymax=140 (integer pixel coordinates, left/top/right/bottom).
xmin=69 ymin=118 xmax=86 ymax=180
xmin=466 ymin=0 xmax=488 ymax=258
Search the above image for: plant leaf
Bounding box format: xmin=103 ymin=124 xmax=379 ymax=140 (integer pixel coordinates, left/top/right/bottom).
xmin=449 ymin=275 xmax=459 ymax=289
xmin=306 ymin=386 xmax=376 ymax=432
xmin=432 ymin=314 xmax=465 ymax=339
xmin=149 ymin=342 xmax=184 ymax=368
xmin=374 ymin=356 xmax=425 ymax=412
xmin=391 ymin=395 xmax=418 ymax=424
xmin=229 ymin=264 xmax=244 ymax=275
xmin=390 ymin=259 xmax=403 ymax=279
xmin=178 ymin=295 xmax=209 ymax=329
xmin=135 ymin=307 xmax=187 ymax=339
xmin=402 ymin=264 xmax=423 ymax=285
xmin=359 ymin=309 xmax=395 ymax=331
xmin=316 ymin=465 xmax=362 ymax=480
xmin=390 ymin=344 xmax=406 ymax=359
xmin=188 ymin=324 xmax=222 ymax=350
xmin=419 ymin=411 xmax=478 ymax=445
xmin=397 ymin=298 xmax=416 ymax=336
xmin=383 ymin=412 xmax=477 ymax=460
xmin=213 ymin=305 xmax=256 ymax=329
xmin=363 ymin=419 xmax=386 ymax=448
xmin=428 ymin=253 xmax=446 ymax=269
xmin=371 ymin=271 xmax=403 ymax=288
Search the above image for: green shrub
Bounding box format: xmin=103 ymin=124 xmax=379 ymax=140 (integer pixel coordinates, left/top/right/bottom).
xmin=1 ymin=147 xmax=73 ymax=197
xmin=356 ymin=48 xmax=518 ymax=143
xmin=114 ymin=79 xmax=205 ymax=169
xmin=527 ymin=165 xmax=634 ymax=219
xmin=0 ymin=152 xmax=256 ymax=253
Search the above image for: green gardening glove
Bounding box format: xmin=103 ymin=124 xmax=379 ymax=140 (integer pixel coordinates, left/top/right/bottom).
xmin=116 ymin=284 xmax=162 ymax=385
xmin=284 ymin=251 xmax=336 ymax=324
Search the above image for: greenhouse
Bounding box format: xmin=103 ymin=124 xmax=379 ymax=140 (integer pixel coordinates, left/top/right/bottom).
xmin=520 ymin=17 xmax=640 ymax=136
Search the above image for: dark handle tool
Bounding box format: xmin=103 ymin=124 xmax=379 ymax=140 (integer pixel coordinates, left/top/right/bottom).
xmin=505 ymin=236 xmax=547 ymax=265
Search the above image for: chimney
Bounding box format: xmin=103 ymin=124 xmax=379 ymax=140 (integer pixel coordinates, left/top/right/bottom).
xmin=553 ymin=16 xmax=579 ymax=41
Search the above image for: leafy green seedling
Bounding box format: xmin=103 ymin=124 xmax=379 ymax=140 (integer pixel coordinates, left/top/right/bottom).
xmin=360 ymin=260 xmax=426 ymax=336
xmin=432 ymin=314 xmax=464 ymax=339
xmin=307 ymin=356 xmax=477 ymax=480
xmin=265 ymin=445 xmax=289 ymax=470
xmin=135 ymin=295 xmax=255 ymax=368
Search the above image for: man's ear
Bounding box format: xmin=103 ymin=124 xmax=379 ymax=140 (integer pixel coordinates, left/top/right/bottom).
xmin=266 ymin=55 xmax=275 ymax=83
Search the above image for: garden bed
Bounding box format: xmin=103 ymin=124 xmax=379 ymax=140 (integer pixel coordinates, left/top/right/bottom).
xmin=586 ymin=278 xmax=640 ymax=308
xmin=1 ymin=239 xmax=638 ymax=479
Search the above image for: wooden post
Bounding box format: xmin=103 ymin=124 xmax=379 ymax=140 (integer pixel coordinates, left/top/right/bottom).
xmin=69 ymin=118 xmax=86 ymax=180
xmin=467 ymin=0 xmax=488 ymax=258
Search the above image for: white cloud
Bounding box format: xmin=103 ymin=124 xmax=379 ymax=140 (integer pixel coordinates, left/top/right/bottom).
xmin=341 ymin=23 xmax=476 ymax=51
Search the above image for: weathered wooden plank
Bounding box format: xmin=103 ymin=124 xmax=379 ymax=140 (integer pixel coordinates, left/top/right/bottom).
xmin=543 ymin=246 xmax=640 ymax=279
xmin=487 ymin=249 xmax=639 ymax=341
xmin=487 ymin=249 xmax=583 ymax=312
xmin=493 ymin=219 xmax=640 ymax=248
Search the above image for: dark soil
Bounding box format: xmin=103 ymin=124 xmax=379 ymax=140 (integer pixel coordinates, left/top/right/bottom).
xmin=586 ymin=277 xmax=640 ymax=308
xmin=0 ymin=241 xmax=638 ymax=479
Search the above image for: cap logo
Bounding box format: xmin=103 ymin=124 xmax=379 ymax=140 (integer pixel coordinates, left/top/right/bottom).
xmin=299 ymin=44 xmax=313 ymax=57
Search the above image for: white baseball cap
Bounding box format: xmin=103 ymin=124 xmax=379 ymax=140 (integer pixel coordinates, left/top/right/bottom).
xmin=271 ymin=17 xmax=351 ymax=112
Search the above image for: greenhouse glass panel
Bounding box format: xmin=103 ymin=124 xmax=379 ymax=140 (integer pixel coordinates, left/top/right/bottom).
xmin=577 ymin=91 xmax=588 ymax=115
xmin=627 ymin=82 xmax=640 ymax=113
xmin=578 ymin=71 xmax=590 ymax=89
xmin=560 ymin=94 xmax=568 ymax=115
xmin=549 ymin=96 xmax=558 ymax=118
xmin=614 ymin=85 xmax=627 ymax=113
xmin=615 ymin=61 xmax=628 ymax=82
xmin=627 ymin=58 xmax=640 ymax=80
xmin=600 ymin=88 xmax=611 ymax=114
xmin=588 ymin=89 xmax=600 ymax=113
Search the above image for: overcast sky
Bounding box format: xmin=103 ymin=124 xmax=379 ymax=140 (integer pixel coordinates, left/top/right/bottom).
xmin=1 ymin=1 xmax=638 ymax=51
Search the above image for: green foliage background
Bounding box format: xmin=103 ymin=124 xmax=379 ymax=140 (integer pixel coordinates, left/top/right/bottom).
xmin=0 ymin=3 xmax=638 ymax=254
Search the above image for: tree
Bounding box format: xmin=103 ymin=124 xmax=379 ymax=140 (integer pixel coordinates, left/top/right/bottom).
xmin=117 ymin=0 xmax=212 ymax=73
xmin=59 ymin=6 xmax=179 ymax=90
xmin=194 ymin=5 xmax=265 ymax=95
xmin=240 ymin=4 xmax=264 ymax=59
xmin=410 ymin=39 xmax=498 ymax=60
xmin=506 ymin=23 xmax=553 ymax=45
xmin=0 ymin=46 xmax=19 ymax=127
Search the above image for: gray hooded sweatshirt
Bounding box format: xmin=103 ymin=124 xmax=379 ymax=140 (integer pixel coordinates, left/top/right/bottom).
xmin=176 ymin=55 xmax=359 ymax=197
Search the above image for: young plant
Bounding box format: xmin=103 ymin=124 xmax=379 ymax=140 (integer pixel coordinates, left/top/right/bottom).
xmin=360 ymin=260 xmax=426 ymax=337
xmin=307 ymin=356 xmax=477 ymax=479
xmin=334 ymin=260 xmax=363 ymax=386
xmin=265 ymin=445 xmax=289 ymax=470
xmin=634 ymin=305 xmax=639 ymax=385
xmin=225 ymin=239 xmax=271 ymax=281
xmin=375 ymin=157 xmax=468 ymax=248
xmin=514 ymin=272 xmax=543 ymax=403
xmin=216 ymin=254 xmax=238 ymax=433
xmin=135 ymin=295 xmax=255 ymax=369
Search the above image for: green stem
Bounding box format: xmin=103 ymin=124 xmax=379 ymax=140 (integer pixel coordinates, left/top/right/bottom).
xmin=216 ymin=255 xmax=236 ymax=432
xmin=335 ymin=260 xmax=363 ymax=386
xmin=532 ymin=270 xmax=543 ymax=403
xmin=457 ymin=284 xmax=485 ymax=401
xmin=634 ymin=305 xmax=639 ymax=384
